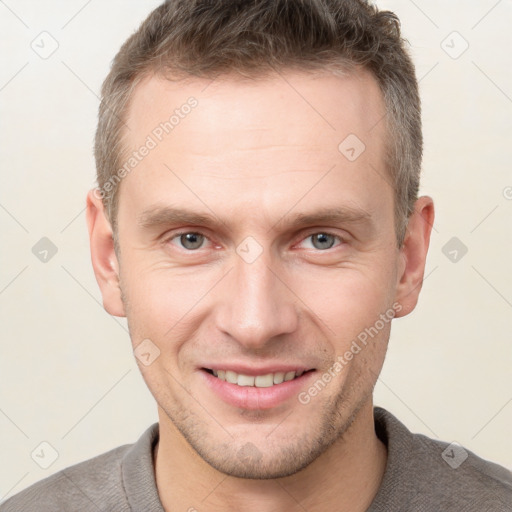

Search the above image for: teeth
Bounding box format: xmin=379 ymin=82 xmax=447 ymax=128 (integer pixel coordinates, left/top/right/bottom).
xmin=255 ymin=374 xmax=274 ymax=387
xmin=225 ymin=370 xmax=238 ymax=384
xmin=284 ymin=371 xmax=296 ymax=382
xmin=211 ymin=369 xmax=305 ymax=387
xmin=237 ymin=374 xmax=255 ymax=386
xmin=273 ymin=372 xmax=285 ymax=384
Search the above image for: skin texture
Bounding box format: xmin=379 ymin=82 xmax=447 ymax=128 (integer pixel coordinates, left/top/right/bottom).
xmin=86 ymin=68 xmax=434 ymax=512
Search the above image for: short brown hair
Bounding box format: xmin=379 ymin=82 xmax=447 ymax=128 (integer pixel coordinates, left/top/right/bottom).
xmin=94 ymin=0 xmax=422 ymax=247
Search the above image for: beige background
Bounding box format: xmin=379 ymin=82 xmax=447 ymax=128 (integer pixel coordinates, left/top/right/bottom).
xmin=1 ymin=0 xmax=511 ymax=501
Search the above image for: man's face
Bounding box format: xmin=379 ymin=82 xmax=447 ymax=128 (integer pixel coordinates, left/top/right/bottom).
xmin=110 ymin=69 xmax=405 ymax=478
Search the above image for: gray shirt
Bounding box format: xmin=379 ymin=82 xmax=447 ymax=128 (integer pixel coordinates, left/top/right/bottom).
xmin=1 ymin=407 xmax=511 ymax=511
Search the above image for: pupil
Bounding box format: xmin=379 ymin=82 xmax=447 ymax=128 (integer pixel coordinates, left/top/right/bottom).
xmin=314 ymin=233 xmax=334 ymax=250
xmin=182 ymin=233 xmax=202 ymax=249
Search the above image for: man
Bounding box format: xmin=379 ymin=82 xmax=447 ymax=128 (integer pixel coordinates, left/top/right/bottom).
xmin=2 ymin=0 xmax=511 ymax=511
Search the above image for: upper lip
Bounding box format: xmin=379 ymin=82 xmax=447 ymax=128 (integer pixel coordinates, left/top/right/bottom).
xmin=201 ymin=364 xmax=314 ymax=376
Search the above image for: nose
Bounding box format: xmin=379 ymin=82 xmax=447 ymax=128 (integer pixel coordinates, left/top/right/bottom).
xmin=214 ymin=247 xmax=299 ymax=350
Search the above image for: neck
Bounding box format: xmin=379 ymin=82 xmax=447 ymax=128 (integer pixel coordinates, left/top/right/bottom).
xmin=154 ymin=399 xmax=387 ymax=512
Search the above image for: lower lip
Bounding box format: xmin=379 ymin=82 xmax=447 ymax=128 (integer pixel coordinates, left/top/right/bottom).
xmin=200 ymin=369 xmax=316 ymax=410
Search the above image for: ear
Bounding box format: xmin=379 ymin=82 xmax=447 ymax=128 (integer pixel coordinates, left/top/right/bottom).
xmin=394 ymin=196 xmax=435 ymax=318
xmin=86 ymin=189 xmax=126 ymax=317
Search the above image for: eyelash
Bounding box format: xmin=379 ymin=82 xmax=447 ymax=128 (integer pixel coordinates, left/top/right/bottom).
xmin=164 ymin=230 xmax=344 ymax=251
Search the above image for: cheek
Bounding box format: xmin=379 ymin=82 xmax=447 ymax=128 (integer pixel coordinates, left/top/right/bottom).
xmin=120 ymin=259 xmax=215 ymax=345
xmin=293 ymin=267 xmax=395 ymax=341
xmin=122 ymin=269 xmax=202 ymax=388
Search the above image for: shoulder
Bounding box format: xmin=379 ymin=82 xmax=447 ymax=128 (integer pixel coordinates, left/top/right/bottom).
xmin=371 ymin=407 xmax=512 ymax=511
xmin=412 ymin=430 xmax=512 ymax=510
xmin=0 ymin=443 xmax=132 ymax=512
xmin=1 ymin=422 xmax=163 ymax=512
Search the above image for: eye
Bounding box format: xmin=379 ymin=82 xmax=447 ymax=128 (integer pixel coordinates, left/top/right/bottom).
xmin=300 ymin=232 xmax=342 ymax=250
xmin=168 ymin=231 xmax=208 ymax=250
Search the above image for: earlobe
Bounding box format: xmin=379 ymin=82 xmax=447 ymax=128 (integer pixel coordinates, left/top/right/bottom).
xmin=394 ymin=196 xmax=435 ymax=318
xmin=86 ymin=189 xmax=126 ymax=317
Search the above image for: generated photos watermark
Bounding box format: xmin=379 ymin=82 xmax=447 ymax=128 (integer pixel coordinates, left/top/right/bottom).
xmin=298 ymin=301 xmax=402 ymax=405
xmin=94 ymin=96 xmax=198 ymax=201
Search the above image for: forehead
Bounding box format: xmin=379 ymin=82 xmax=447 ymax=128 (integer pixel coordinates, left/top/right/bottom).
xmin=125 ymin=67 xmax=386 ymax=153
xmin=118 ymin=68 xmax=391 ymax=232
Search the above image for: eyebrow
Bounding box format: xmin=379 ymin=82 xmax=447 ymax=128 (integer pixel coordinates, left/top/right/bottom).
xmin=137 ymin=205 xmax=373 ymax=233
xmin=138 ymin=206 xmax=219 ymax=229
xmin=278 ymin=207 xmax=372 ymax=231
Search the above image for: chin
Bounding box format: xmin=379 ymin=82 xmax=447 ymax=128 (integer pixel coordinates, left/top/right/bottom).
xmin=198 ymin=442 xmax=323 ymax=480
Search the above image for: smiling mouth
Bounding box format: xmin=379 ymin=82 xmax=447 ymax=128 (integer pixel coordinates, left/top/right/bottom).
xmin=203 ymin=368 xmax=315 ymax=388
